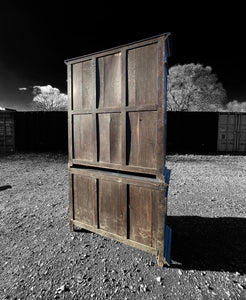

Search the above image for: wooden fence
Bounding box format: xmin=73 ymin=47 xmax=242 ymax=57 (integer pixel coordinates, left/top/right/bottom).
xmin=14 ymin=112 xmax=68 ymax=152
xmin=0 ymin=111 xmax=15 ymax=153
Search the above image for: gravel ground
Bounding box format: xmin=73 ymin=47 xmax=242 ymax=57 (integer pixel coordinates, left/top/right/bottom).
xmin=0 ymin=153 xmax=246 ymax=299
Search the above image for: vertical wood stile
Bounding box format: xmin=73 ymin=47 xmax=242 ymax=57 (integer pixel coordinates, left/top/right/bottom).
xmin=157 ymin=186 xmax=167 ymax=267
xmin=121 ymin=183 xmax=128 ymax=239
xmin=69 ymin=172 xmax=74 ymax=231
xmin=92 ymin=58 xmax=97 ymax=162
xmin=157 ymin=37 xmax=165 ymax=179
xmin=67 ymin=64 xmax=74 ymax=162
xmin=95 ymin=178 xmax=99 ymax=229
xmin=121 ymin=50 xmax=126 ymax=165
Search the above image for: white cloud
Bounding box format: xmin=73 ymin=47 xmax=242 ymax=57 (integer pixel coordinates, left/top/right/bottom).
xmin=33 ymin=85 xmax=60 ymax=94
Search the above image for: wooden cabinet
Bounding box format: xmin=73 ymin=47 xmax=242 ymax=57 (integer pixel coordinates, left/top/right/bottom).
xmin=65 ymin=33 xmax=172 ymax=266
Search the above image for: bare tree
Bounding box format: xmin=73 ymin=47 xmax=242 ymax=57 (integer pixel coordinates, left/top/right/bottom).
xmin=31 ymin=85 xmax=68 ymax=111
xmin=167 ymin=64 xmax=227 ymax=111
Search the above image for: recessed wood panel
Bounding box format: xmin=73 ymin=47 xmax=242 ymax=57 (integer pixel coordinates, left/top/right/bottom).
xmin=127 ymin=43 xmax=158 ymax=106
xmin=98 ymin=113 xmax=121 ymax=163
xmin=73 ymin=114 xmax=94 ymax=161
xmin=126 ymin=111 xmax=157 ymax=168
xmin=97 ymin=53 xmax=121 ymax=108
xmin=99 ymin=180 xmax=127 ymax=237
xmin=129 ymin=185 xmax=158 ymax=247
xmin=72 ymin=60 xmax=93 ymax=110
xmin=73 ymin=174 xmax=96 ymax=226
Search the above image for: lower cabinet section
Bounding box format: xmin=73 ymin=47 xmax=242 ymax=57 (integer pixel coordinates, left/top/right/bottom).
xmin=69 ymin=167 xmax=171 ymax=266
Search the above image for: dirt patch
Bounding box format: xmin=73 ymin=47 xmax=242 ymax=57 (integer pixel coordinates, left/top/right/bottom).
xmin=0 ymin=153 xmax=246 ymax=299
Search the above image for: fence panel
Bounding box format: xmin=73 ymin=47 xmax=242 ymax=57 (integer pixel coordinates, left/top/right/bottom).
xmin=0 ymin=112 xmax=15 ymax=153
xmin=14 ymin=112 xmax=68 ymax=152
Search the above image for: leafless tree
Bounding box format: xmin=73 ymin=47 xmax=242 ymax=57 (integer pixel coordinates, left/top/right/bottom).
xmin=31 ymin=85 xmax=68 ymax=111
xmin=167 ymin=64 xmax=227 ymax=111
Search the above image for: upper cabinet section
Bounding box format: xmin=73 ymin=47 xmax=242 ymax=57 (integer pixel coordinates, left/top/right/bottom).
xmin=66 ymin=34 xmax=170 ymax=112
xmin=66 ymin=33 xmax=171 ymax=176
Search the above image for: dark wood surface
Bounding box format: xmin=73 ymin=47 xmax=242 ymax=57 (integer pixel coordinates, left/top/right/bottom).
xmin=69 ymin=168 xmax=167 ymax=251
xmin=67 ymin=34 xmax=171 ymax=266
xmin=67 ymin=34 xmax=169 ymax=177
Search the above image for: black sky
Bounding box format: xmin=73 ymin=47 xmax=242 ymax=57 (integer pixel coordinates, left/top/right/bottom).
xmin=0 ymin=2 xmax=245 ymax=110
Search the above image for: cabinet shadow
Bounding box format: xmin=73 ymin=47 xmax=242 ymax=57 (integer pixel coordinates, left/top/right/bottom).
xmin=168 ymin=216 xmax=246 ymax=274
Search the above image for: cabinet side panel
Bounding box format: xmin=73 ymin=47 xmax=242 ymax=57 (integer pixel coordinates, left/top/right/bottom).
xmin=81 ymin=60 xmax=93 ymax=109
xmin=72 ymin=63 xmax=82 ymax=111
xmin=97 ymin=53 xmax=121 ymax=108
xmin=98 ymin=113 xmax=122 ymax=164
xmin=73 ymin=174 xmax=97 ymax=226
xmin=127 ymin=43 xmax=158 ymax=106
xmin=129 ymin=185 xmax=158 ymax=247
xmin=72 ymin=61 xmax=93 ymax=111
xmin=99 ymin=180 xmax=127 ymax=237
xmin=126 ymin=111 xmax=157 ymax=169
xmin=73 ymin=114 xmax=94 ymax=161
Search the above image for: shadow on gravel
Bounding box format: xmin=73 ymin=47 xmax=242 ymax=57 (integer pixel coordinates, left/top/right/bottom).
xmin=0 ymin=185 xmax=12 ymax=191
xmin=168 ymin=216 xmax=246 ymax=274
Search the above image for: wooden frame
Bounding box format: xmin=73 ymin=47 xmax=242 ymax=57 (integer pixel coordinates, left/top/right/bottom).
xmin=65 ymin=33 xmax=172 ymax=266
xmin=69 ymin=167 xmax=170 ymax=266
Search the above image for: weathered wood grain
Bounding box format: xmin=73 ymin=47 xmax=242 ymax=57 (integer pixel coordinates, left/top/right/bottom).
xmin=97 ymin=53 xmax=121 ymax=108
xmin=68 ymin=35 xmax=167 ymax=175
xmin=98 ymin=113 xmax=121 ymax=163
xmin=73 ymin=114 xmax=94 ymax=161
xmin=73 ymin=174 xmax=97 ymax=227
xmin=69 ymin=168 xmax=166 ymax=254
xmin=67 ymin=33 xmax=171 ymax=266
xmin=72 ymin=60 xmax=93 ymax=110
xmin=99 ymin=180 xmax=127 ymax=237
xmin=127 ymin=43 xmax=158 ymax=106
xmin=126 ymin=111 xmax=157 ymax=168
